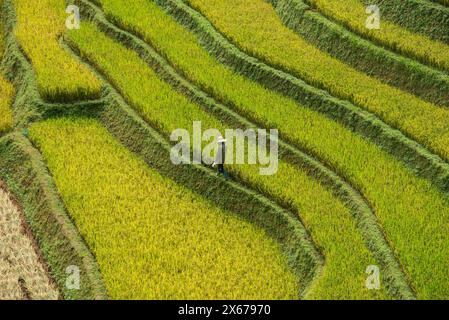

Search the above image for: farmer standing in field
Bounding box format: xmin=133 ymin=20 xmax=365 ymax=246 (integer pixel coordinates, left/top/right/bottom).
xmin=212 ymin=136 xmax=228 ymax=178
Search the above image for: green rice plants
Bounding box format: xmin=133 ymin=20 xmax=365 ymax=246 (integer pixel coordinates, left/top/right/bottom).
xmin=12 ymin=0 xmax=101 ymax=102
xmin=75 ymin=2 xmax=449 ymax=298
xmin=267 ymin=0 xmax=449 ymax=107
xmin=183 ymin=0 xmax=449 ymax=166
xmin=367 ymin=0 xmax=449 ymax=43
xmin=29 ymin=117 xmax=301 ymax=300
xmin=65 ymin=21 xmax=392 ymax=299
xmin=301 ymin=0 xmax=449 ymax=73
xmin=0 ymin=77 xmax=13 ymax=134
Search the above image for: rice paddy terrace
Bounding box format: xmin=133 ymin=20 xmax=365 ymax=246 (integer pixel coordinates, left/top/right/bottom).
xmin=0 ymin=0 xmax=448 ymax=300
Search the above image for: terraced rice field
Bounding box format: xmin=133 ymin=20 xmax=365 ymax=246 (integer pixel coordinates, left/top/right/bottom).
xmin=0 ymin=0 xmax=448 ymax=300
xmin=185 ymin=0 xmax=449 ymax=164
xmin=66 ymin=20 xmax=387 ymax=299
xmin=29 ymin=117 xmax=300 ymax=300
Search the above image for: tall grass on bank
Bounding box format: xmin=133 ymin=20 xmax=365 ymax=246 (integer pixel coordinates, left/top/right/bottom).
xmin=66 ymin=22 xmax=387 ymax=299
xmin=30 ymin=117 xmax=300 ymax=300
xmin=185 ymin=0 xmax=449 ymax=164
xmin=365 ymin=0 xmax=449 ymax=44
xmin=12 ymin=0 xmax=101 ymax=102
xmin=304 ymin=0 xmax=449 ymax=72
xmin=433 ymin=0 xmax=449 ymax=6
xmin=91 ymin=1 xmax=449 ymax=299
xmin=0 ymin=0 xmax=5 ymax=60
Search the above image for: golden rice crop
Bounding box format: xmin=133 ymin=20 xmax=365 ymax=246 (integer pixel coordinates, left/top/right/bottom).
xmin=0 ymin=4 xmax=13 ymax=134
xmin=0 ymin=187 xmax=59 ymax=300
xmin=306 ymin=0 xmax=449 ymax=72
xmin=77 ymin=3 xmax=449 ymax=299
xmin=67 ymin=21 xmax=388 ymax=299
xmin=0 ymin=77 xmax=13 ymax=134
xmin=186 ymin=0 xmax=449 ymax=164
xmin=29 ymin=117 xmax=300 ymax=300
xmin=13 ymin=0 xmax=101 ymax=101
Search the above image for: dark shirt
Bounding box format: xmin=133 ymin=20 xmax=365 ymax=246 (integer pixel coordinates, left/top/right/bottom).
xmin=215 ymin=142 xmax=226 ymax=165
